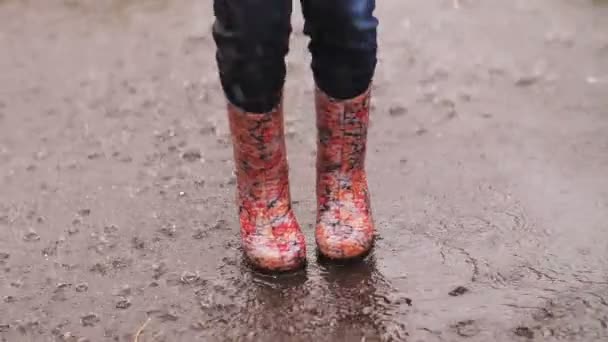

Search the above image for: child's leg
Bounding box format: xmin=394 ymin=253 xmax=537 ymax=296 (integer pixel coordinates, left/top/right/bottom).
xmin=213 ymin=1 xmax=306 ymax=272
xmin=301 ymin=0 xmax=378 ymax=260
xmin=213 ymin=0 xmax=292 ymax=112
xmin=300 ymin=0 xmax=378 ymax=100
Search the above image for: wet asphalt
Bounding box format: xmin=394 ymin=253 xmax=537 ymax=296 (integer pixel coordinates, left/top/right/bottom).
xmin=1 ymin=0 xmax=607 ymax=341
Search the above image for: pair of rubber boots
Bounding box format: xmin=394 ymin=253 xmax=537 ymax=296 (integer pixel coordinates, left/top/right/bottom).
xmin=227 ymin=88 xmax=374 ymax=272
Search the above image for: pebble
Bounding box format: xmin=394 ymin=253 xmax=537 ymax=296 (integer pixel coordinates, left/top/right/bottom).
xmin=75 ymin=283 xmax=89 ymax=292
xmin=23 ymin=230 xmax=40 ymax=242
xmin=182 ymin=149 xmax=202 ymax=162
xmin=415 ymin=128 xmax=428 ymax=136
xmin=211 ymin=220 xmax=228 ymax=231
xmin=192 ymin=229 xmax=207 ymax=240
xmin=515 ymin=74 xmax=541 ymax=87
xmin=152 ymin=263 xmax=168 ymax=279
xmin=181 ymin=271 xmax=200 ymax=285
xmin=78 ymin=209 xmax=91 ymax=217
xmin=454 ymin=320 xmax=480 ymax=337
xmin=116 ymin=298 xmax=131 ymax=309
xmin=388 ymin=105 xmax=408 ymax=117
xmin=56 ymin=283 xmax=72 ymax=291
xmin=199 ymin=126 xmax=216 ymax=136
xmin=159 ymin=224 xmax=177 ymax=237
xmin=514 ymin=326 xmax=535 ymax=339
xmin=449 ymin=286 xmax=470 ymax=296
xmin=80 ymin=313 xmax=100 ymax=327
xmin=131 ymin=237 xmax=145 ymax=249
xmin=147 ymin=309 xmax=179 ymax=322
xmin=89 ymin=263 xmax=107 ymax=275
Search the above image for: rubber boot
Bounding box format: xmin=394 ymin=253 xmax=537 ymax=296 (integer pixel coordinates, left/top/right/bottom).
xmin=315 ymin=87 xmax=375 ymax=260
xmin=227 ymin=100 xmax=306 ymax=272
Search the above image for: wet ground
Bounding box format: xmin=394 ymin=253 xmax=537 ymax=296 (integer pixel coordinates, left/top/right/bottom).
xmin=1 ymin=0 xmax=607 ymax=341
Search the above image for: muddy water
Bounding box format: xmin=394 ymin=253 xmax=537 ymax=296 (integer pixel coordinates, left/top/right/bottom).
xmin=1 ymin=0 xmax=607 ymax=341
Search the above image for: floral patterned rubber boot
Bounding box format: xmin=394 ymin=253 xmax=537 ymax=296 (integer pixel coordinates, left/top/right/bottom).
xmin=227 ymin=101 xmax=306 ymax=272
xmin=315 ymin=87 xmax=375 ymax=260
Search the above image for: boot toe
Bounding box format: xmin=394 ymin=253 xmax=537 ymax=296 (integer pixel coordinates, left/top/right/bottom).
xmin=244 ymin=235 xmax=307 ymax=272
xmin=316 ymin=223 xmax=374 ymax=260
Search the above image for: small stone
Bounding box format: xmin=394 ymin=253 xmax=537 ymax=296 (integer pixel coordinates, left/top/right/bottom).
xmin=192 ymin=229 xmax=206 ymax=240
xmin=285 ymin=127 xmax=297 ymax=139
xmin=449 ymin=286 xmax=470 ymax=296
xmin=75 ymin=283 xmax=89 ymax=292
xmin=60 ymin=332 xmax=75 ymax=341
xmin=152 ymin=263 xmax=168 ymax=279
xmin=389 ymin=105 xmax=408 ymax=117
xmin=110 ymin=257 xmax=129 ymax=270
xmin=515 ymin=74 xmax=541 ymax=87
xmin=147 ymin=309 xmax=179 ymax=322
xmin=42 ymin=244 xmax=58 ymax=257
xmin=4 ymin=296 xmax=16 ymax=303
xmin=89 ymin=263 xmax=107 ymax=275
xmin=103 ymin=225 xmax=119 ymax=235
xmin=190 ymin=321 xmax=206 ymax=331
xmin=116 ymin=299 xmax=131 ymax=309
xmin=415 ymin=128 xmax=428 ymax=136
xmin=159 ymin=224 xmax=177 ymax=237
xmin=180 ymin=271 xmax=200 ymax=285
xmin=454 ymin=320 xmax=479 ymax=337
xmin=55 ymin=283 xmax=72 ymax=291
xmin=131 ymin=237 xmax=145 ymax=249
xmin=0 ymin=252 xmax=9 ymax=260
xmin=199 ymin=126 xmax=216 ymax=136
xmin=514 ymin=326 xmax=534 ymax=339
xmin=211 ymin=220 xmax=228 ymax=231
xmin=87 ymin=152 xmax=103 ymax=160
xmin=77 ymin=209 xmax=91 ymax=217
xmin=80 ymin=313 xmax=100 ymax=327
xmin=182 ymin=149 xmax=202 ymax=162
xmin=23 ymin=230 xmax=40 ymax=242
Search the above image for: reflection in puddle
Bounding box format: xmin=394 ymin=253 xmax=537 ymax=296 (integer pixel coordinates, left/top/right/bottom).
xmin=200 ymin=254 xmax=412 ymax=340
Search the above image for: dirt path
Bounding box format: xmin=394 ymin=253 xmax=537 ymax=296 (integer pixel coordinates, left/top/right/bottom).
xmin=1 ymin=0 xmax=607 ymax=341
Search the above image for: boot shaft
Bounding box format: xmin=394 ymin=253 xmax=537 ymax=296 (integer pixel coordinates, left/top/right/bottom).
xmin=227 ymin=102 xmax=292 ymax=218
xmin=315 ymin=88 xmax=372 ymax=174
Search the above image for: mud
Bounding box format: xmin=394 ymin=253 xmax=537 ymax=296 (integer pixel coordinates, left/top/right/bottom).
xmin=1 ymin=0 xmax=607 ymax=341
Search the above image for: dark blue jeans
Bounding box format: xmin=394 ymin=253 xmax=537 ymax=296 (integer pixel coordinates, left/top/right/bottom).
xmin=213 ymin=0 xmax=378 ymax=113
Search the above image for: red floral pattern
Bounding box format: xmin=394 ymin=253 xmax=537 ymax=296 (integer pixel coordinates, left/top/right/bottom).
xmin=315 ymin=87 xmax=375 ymax=260
xmin=228 ymin=101 xmax=306 ymax=271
